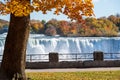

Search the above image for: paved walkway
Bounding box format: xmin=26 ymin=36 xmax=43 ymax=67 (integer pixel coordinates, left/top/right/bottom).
xmin=26 ymin=67 xmax=120 ymax=72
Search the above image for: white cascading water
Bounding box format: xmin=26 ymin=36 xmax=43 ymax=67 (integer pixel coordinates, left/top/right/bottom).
xmin=27 ymin=34 xmax=120 ymax=54
xmin=0 ymin=33 xmax=120 ymax=61
xmin=0 ymin=34 xmax=120 ymax=54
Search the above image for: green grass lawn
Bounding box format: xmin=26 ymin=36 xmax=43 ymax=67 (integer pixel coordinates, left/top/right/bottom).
xmin=27 ymin=71 xmax=120 ymax=80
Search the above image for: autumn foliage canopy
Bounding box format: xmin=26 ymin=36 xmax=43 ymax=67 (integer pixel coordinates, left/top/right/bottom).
xmin=0 ymin=0 xmax=94 ymax=21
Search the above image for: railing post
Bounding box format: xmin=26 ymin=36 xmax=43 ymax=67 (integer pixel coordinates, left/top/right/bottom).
xmin=30 ymin=55 xmax=32 ymax=62
xmin=76 ymin=54 xmax=77 ymax=61
xmin=0 ymin=55 xmax=1 ymax=61
xmin=93 ymin=51 xmax=104 ymax=61
xmin=49 ymin=52 xmax=59 ymax=63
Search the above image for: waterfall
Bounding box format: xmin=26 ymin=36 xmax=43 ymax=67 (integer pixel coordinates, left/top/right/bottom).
xmin=27 ymin=35 xmax=120 ymax=54
xmin=0 ymin=34 xmax=120 ymax=55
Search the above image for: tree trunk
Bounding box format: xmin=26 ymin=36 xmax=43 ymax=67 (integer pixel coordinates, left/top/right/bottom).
xmin=0 ymin=13 xmax=30 ymax=80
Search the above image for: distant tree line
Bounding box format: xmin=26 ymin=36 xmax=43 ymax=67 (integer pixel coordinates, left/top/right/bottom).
xmin=0 ymin=14 xmax=120 ymax=36
xmin=0 ymin=19 xmax=9 ymax=34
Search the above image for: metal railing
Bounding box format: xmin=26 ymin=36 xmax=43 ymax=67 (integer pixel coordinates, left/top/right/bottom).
xmin=104 ymin=53 xmax=120 ymax=60
xmin=0 ymin=53 xmax=120 ymax=62
xmin=59 ymin=53 xmax=93 ymax=61
xmin=26 ymin=54 xmax=49 ymax=62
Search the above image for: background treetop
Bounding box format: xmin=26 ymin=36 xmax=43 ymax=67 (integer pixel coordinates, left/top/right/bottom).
xmin=0 ymin=0 xmax=94 ymax=22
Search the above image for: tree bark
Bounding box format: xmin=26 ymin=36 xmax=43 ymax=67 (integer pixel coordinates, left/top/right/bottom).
xmin=0 ymin=13 xmax=30 ymax=80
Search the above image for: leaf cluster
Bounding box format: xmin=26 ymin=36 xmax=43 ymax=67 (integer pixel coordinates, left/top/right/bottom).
xmin=0 ymin=0 xmax=94 ymax=22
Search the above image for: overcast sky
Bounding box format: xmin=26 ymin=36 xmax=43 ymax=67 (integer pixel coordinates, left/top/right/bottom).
xmin=0 ymin=0 xmax=120 ymax=21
